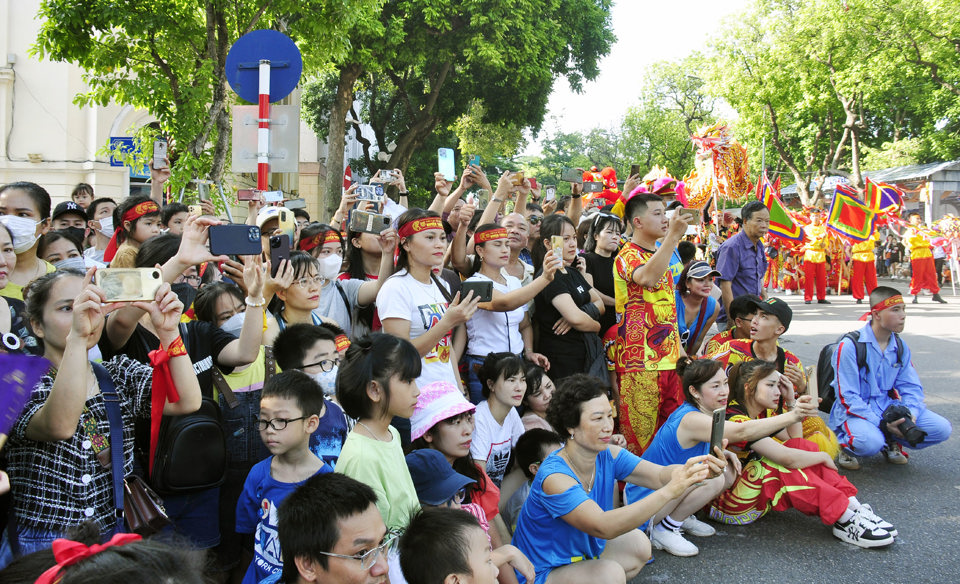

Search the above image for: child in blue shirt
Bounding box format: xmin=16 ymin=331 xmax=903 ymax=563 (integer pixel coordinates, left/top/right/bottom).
xmin=236 ymin=370 xmax=331 ymax=584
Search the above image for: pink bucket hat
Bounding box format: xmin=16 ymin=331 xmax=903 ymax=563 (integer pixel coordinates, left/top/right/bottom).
xmin=410 ymin=381 xmax=476 ymax=441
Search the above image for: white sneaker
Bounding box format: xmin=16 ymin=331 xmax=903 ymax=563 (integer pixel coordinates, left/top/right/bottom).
xmin=833 ymin=514 xmax=894 ymax=548
xmin=857 ymin=504 xmax=897 ymax=537
xmin=651 ymin=526 xmax=699 ymax=557
xmin=681 ymin=515 xmax=716 ymax=537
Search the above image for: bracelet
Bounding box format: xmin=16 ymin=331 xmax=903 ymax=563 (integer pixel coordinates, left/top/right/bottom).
xmin=571 ymin=194 xmax=582 ymax=199
xmin=492 ymin=198 xmax=504 ymax=204
xmin=245 ymin=296 xmax=266 ymax=308
xmin=398 ymin=191 xmax=408 ymax=195
xmin=165 ymin=336 xmax=187 ymax=358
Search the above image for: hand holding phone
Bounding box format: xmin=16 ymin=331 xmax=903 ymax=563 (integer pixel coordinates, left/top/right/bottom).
xmin=460 ymin=280 xmax=493 ymax=303
xmin=709 ymin=407 xmax=726 ymax=456
xmin=95 ymin=268 xmax=163 ymax=302
xmin=152 ymin=138 xmax=168 ymax=170
xmin=551 ymin=235 xmax=566 ymax=274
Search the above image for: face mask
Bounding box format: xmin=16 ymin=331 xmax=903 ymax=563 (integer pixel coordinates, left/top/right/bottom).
xmin=63 ymin=226 xmax=86 ymax=244
xmin=97 ymin=216 xmax=115 ymax=238
xmin=220 ymin=310 xmax=245 ymax=338
xmin=311 ymin=367 xmax=338 ymax=398
xmin=0 ymin=215 xmax=42 ymax=253
xmin=54 ymin=257 xmax=87 ymax=272
xmin=317 ymin=254 xmax=343 ymax=281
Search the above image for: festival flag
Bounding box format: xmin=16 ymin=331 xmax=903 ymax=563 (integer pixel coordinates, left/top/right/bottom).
xmin=756 ymin=173 xmax=804 ymax=241
xmin=863 ymin=177 xmax=903 ymax=214
xmin=827 ymin=184 xmax=876 ymax=242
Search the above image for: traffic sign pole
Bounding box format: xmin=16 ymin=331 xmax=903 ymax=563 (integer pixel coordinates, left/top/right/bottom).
xmin=257 ymin=59 xmax=271 ymax=191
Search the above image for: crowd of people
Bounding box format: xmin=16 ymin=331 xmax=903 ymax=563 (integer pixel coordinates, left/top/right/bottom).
xmin=0 ymin=162 xmax=953 ymax=584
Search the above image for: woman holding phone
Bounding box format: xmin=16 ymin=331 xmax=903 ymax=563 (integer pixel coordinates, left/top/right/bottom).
xmin=622 ymin=357 xmax=818 ymax=557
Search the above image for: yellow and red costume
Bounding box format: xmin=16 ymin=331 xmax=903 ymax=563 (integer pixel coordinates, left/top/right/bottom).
xmin=904 ymin=224 xmax=940 ymax=295
xmin=802 ymin=222 xmax=828 ymax=302
xmin=849 ymin=235 xmax=878 ymax=301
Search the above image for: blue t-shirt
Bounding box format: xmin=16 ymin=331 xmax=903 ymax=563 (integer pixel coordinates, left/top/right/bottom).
xmin=624 ymin=403 xmax=709 ymax=507
xmin=309 ymin=399 xmax=348 ymax=470
xmin=236 ymin=456 xmax=332 ymax=584
xmin=512 ymin=447 xmax=641 ymax=584
xmin=655 ymin=241 xmax=684 ymax=286
xmin=675 ymin=293 xmax=718 ymax=353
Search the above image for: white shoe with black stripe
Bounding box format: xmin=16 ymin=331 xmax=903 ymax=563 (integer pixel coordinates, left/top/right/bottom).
xmin=833 ymin=513 xmax=894 ymax=548
xmin=857 ymin=504 xmax=897 ymax=537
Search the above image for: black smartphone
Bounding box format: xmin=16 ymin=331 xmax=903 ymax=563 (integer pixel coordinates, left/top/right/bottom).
xmin=560 ymin=167 xmax=582 ymax=184
xmin=630 ymin=163 xmax=641 ymax=177
xmin=709 ymin=407 xmax=726 ymax=455
xmin=269 ymin=234 xmax=290 ymax=278
xmin=209 ymin=224 xmax=262 ymax=256
xmin=460 ymin=280 xmax=493 ymax=303
xmin=583 ymin=181 xmax=603 ymax=193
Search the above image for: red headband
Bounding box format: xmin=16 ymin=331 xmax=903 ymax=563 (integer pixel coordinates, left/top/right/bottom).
xmin=859 ymin=294 xmax=904 ymax=321
xmin=335 ymin=334 xmax=351 ymax=352
xmin=398 ymin=216 xmax=443 ymax=239
xmin=299 ymin=230 xmax=341 ymax=252
xmin=474 ymin=227 xmax=507 ymax=243
xmin=35 ymin=533 xmax=143 ymax=584
xmin=103 ymin=200 xmax=160 ymax=263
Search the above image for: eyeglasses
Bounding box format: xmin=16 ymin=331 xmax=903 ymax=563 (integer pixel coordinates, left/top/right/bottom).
xmin=444 ymin=489 xmax=467 ymax=507
xmin=179 ymin=274 xmax=201 ymax=284
xmin=528 ymin=215 xmax=543 ymax=225
xmin=300 ymin=357 xmax=340 ymax=372
xmin=295 ymin=275 xmax=325 ymax=288
xmin=317 ymin=535 xmax=398 ymax=570
xmin=256 ymin=416 xmax=307 ymax=431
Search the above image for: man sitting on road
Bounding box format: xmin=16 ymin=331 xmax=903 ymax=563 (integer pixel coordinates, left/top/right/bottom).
xmin=702 ymin=293 xmax=761 ymax=356
xmin=832 ymin=286 xmax=952 ymax=470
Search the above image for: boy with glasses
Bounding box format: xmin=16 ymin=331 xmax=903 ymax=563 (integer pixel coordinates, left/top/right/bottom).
xmin=277 ymin=472 xmax=392 ymax=584
xmin=237 ymin=370 xmax=331 ymax=584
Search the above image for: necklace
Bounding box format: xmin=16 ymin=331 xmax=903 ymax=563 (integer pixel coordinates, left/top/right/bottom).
xmin=357 ymin=421 xmax=390 ymax=442
xmin=561 ymin=449 xmax=596 ymax=492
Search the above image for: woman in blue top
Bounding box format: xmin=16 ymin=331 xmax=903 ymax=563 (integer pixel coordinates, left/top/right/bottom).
xmin=511 ymin=374 xmax=723 ymax=584
xmin=675 ymin=261 xmax=720 ymax=355
xmin=624 ymin=357 xmax=820 ymax=557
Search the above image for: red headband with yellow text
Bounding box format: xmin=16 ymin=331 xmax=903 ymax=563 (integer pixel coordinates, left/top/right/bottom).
xmin=398 ymin=216 xmax=444 ymax=239
xmin=103 ymin=200 xmax=160 ymax=262
xmin=299 ymin=230 xmax=342 ymax=252
xmin=474 ymin=227 xmax=508 ymax=244
xmin=860 ymin=294 xmax=904 ymax=321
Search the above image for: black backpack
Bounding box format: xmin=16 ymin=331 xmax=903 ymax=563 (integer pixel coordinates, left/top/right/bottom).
xmin=816 ymin=330 xmax=903 ymax=414
xmin=151 ymin=396 xmax=227 ymax=495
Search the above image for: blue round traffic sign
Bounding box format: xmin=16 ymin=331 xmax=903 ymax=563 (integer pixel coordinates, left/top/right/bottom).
xmin=226 ymin=29 xmax=303 ymax=104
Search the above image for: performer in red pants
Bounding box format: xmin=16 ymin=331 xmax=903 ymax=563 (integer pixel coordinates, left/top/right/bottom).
xmin=802 ymin=213 xmax=829 ymax=304
xmin=850 ymin=236 xmax=878 ymax=303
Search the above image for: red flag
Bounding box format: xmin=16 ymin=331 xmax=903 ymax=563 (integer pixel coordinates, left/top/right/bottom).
xmin=343 ymin=166 xmax=352 ymax=190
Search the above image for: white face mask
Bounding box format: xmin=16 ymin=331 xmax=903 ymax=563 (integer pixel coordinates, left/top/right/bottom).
xmin=220 ymin=311 xmax=245 ymax=337
xmin=0 ymin=215 xmax=42 ymax=253
xmin=97 ymin=216 xmax=115 ymax=238
xmin=54 ymin=257 xmax=87 ymax=272
xmin=310 ymin=368 xmax=338 ymax=398
xmin=317 ymin=254 xmax=343 ymax=281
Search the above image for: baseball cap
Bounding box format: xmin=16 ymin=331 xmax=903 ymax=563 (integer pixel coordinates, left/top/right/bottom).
xmin=749 ymin=297 xmax=792 ymax=331
xmin=685 ymin=260 xmax=720 ymax=280
xmin=405 ymin=448 xmax=476 ymax=506
xmin=410 ymin=380 xmax=475 ymax=441
xmin=256 ymin=206 xmax=283 ymax=229
xmin=52 ymin=201 xmax=86 ymax=222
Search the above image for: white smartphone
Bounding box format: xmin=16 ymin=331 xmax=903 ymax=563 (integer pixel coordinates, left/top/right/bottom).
xmin=152 ymin=138 xmax=168 ymax=170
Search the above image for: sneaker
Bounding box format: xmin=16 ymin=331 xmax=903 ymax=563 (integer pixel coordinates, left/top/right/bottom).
xmin=837 ymin=449 xmax=860 ymax=470
xmin=818 ymin=299 xmax=832 ymax=304
xmin=805 ymin=300 xmax=812 ymax=304
xmin=651 ymin=527 xmax=699 ymax=557
xmin=933 ymin=293 xmax=947 ymax=304
xmin=856 ymin=299 xmax=863 ymax=304
xmin=882 ymin=441 xmax=909 ymax=465
xmin=912 ymin=296 xmax=919 ymax=304
xmin=833 ymin=514 xmax=894 ymax=548
xmin=681 ymin=515 xmax=716 ymax=537
xmin=857 ymin=504 xmax=897 ymax=537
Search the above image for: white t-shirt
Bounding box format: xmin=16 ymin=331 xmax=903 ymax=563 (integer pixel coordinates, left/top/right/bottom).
xmin=464 ymin=273 xmax=526 ymax=356
xmin=470 ymin=400 xmax=524 ymax=487
xmin=376 ymin=270 xmax=455 ymax=388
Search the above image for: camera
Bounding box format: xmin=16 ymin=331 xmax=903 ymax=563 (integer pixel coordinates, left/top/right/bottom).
xmin=881 ymin=404 xmax=926 ymax=447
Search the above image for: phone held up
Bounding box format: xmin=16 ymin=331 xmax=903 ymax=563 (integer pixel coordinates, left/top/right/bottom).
xmin=96 ymin=268 xmax=163 ymax=302
xmin=208 ymin=224 xmax=261 ymax=256
xmin=349 ymin=210 xmax=391 ymax=235
xmin=152 ymin=138 xmax=168 ymax=170
xmin=269 ymin=234 xmax=291 ymax=278
xmin=438 ymin=148 xmax=456 ymax=181
xmin=560 ymin=167 xmax=582 ymax=184
xmin=460 ymin=280 xmax=493 ymax=303
xmin=550 ymin=235 xmax=567 ymax=274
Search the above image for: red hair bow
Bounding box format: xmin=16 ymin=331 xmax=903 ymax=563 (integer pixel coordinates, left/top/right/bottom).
xmin=35 ymin=533 xmax=142 ymax=584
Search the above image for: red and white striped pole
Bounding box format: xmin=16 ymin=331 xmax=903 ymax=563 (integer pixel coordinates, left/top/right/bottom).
xmin=257 ymin=59 xmax=271 ymax=191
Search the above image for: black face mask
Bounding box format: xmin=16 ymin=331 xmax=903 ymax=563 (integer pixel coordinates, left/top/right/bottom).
xmin=61 ymin=226 xmax=87 ymax=246
xmin=170 ymin=282 xmax=197 ymax=310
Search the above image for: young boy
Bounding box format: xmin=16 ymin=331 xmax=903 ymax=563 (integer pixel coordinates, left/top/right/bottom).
xmin=400 ymin=508 xmax=500 ymax=584
xmin=499 ymin=429 xmax=562 ymax=534
xmin=236 ymin=370 xmax=331 ymax=584
xmin=702 ymin=293 xmax=761 ymax=356
xmin=273 ymin=323 xmax=350 ymax=468
xmin=614 ymin=192 xmax=690 ymax=454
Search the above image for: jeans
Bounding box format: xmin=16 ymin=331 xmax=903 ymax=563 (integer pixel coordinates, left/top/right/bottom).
xmin=0 ymin=524 xmax=61 ymax=570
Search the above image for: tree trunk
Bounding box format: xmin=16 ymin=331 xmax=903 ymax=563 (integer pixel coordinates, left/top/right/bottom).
xmin=324 ymin=64 xmax=363 ymax=218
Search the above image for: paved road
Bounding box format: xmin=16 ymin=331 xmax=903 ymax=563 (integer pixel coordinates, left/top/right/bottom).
xmin=630 ymin=279 xmax=960 ymax=584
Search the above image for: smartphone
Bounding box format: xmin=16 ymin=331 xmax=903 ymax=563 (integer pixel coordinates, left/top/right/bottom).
xmin=348 ymin=210 xmax=391 ymax=235
xmin=550 ymin=235 xmax=566 ymax=274
xmin=511 ymin=171 xmax=525 ymax=187
xmin=583 ymin=181 xmax=603 ymax=193
xmin=630 ymin=163 xmax=641 ymax=178
xmin=468 ymin=154 xmax=481 ymax=168
xmin=544 ymin=185 xmax=557 ymax=201
xmin=96 ymin=268 xmax=163 ymax=302
xmin=460 ymin=280 xmax=493 ymax=303
xmin=283 ymin=198 xmax=306 ymax=210
xmin=679 ymin=208 xmax=700 ymax=223
xmin=560 ymin=167 xmax=582 ymax=184
xmin=709 ymin=407 xmax=726 ymax=456
xmin=262 ymin=190 xmax=284 ymax=203
xmin=152 ymin=138 xmax=168 ymax=170
xmin=529 ymin=177 xmax=538 ymax=190
xmin=188 ymin=205 xmax=203 ymax=216
xmin=355 ymin=185 xmax=380 ymax=202
xmin=237 ymin=189 xmax=260 ymax=201
xmin=269 ymin=234 xmax=291 ymax=278
xmin=438 ymin=147 xmax=456 ymax=181
xmin=380 ymin=169 xmax=394 ymax=182
xmin=209 ymin=224 xmax=262 ymax=256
